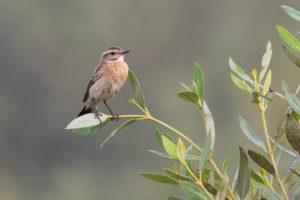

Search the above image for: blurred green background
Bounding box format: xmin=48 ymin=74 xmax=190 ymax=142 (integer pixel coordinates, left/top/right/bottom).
xmin=1 ymin=0 xmax=299 ymax=199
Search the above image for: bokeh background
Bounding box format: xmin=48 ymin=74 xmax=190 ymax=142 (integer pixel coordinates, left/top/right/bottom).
xmin=1 ymin=0 xmax=299 ymax=199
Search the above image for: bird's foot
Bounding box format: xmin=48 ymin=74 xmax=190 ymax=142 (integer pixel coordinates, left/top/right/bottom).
xmin=110 ymin=114 xmax=119 ymax=121
xmin=94 ymin=111 xmax=102 ymax=122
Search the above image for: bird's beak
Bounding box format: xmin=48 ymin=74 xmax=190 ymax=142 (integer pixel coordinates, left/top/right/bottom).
xmin=121 ymin=50 xmax=130 ymax=55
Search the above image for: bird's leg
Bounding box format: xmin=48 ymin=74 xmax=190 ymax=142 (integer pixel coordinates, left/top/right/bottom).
xmin=92 ymin=98 xmax=102 ymax=121
xmin=103 ymin=100 xmax=118 ymax=121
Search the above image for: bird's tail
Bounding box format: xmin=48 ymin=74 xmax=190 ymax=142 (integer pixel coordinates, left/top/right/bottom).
xmin=76 ymin=106 xmax=92 ymax=118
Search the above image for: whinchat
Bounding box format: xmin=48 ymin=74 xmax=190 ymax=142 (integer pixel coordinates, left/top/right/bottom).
xmin=77 ymin=46 xmax=130 ymax=120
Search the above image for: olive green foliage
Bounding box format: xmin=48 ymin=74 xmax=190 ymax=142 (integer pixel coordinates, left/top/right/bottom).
xmin=66 ymin=5 xmax=300 ymax=200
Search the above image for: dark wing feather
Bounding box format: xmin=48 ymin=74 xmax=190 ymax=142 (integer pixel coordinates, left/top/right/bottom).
xmin=82 ymin=65 xmax=102 ymax=102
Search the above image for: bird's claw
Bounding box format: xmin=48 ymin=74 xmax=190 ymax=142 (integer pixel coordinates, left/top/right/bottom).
xmin=110 ymin=114 xmax=119 ymax=121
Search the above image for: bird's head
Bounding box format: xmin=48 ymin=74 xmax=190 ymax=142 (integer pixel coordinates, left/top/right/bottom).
xmin=100 ymin=46 xmax=130 ymax=63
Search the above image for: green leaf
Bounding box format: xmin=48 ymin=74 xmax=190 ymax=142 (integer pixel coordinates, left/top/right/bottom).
xmin=231 ymin=166 xmax=239 ymax=190
xmin=164 ymin=168 xmax=193 ymax=181
xmin=201 ymin=168 xmax=222 ymax=182
xmin=229 ymin=57 xmax=253 ymax=83
xmin=168 ymin=196 xmax=188 ymax=200
xmin=269 ymin=137 xmax=297 ymax=157
xmin=281 ymin=5 xmax=300 ymax=22
xmin=180 ymin=82 xmax=193 ymax=92
xmin=199 ymin=132 xmax=211 ymax=173
xmin=140 ymin=172 xmax=179 ymax=185
xmin=222 ymin=155 xmax=230 ymax=173
xmin=238 ymin=116 xmax=266 ymax=152
xmin=254 ymin=186 xmax=283 ymax=200
xmin=179 ymin=181 xmax=208 ymax=200
xmin=193 ymin=63 xmax=205 ymax=98
xmin=259 ymin=42 xmax=272 ymax=81
xmin=203 ymin=100 xmax=215 ymax=148
xmin=155 ymin=129 xmax=174 ymax=146
xmin=250 ymin=167 xmax=266 ymax=185
xmin=128 ymin=70 xmax=146 ymax=109
xmin=100 ymin=119 xmax=139 ymax=148
xmin=73 ymin=120 xmax=108 ymax=135
xmin=286 ymin=114 xmax=300 ymax=154
xmin=277 ymin=25 xmax=300 ymax=54
xmin=147 ymin=150 xmax=174 ymax=160
xmin=177 ymin=91 xmax=199 ymax=103
xmin=262 ymin=70 xmax=272 ymax=95
xmin=274 ymin=147 xmax=282 ymax=168
xmin=248 ymin=150 xmax=275 ymax=175
xmin=282 ymin=45 xmax=300 ymax=68
xmin=237 ymin=147 xmax=250 ymax=199
xmin=162 ymin=135 xmax=178 ymax=160
xmin=177 ymin=138 xmax=186 ymax=162
xmin=230 ymin=73 xmax=253 ymax=94
xmin=283 ymin=82 xmax=300 ymax=115
xmin=275 ymin=114 xmax=288 ymax=142
xmin=65 ymin=113 xmax=109 ymax=129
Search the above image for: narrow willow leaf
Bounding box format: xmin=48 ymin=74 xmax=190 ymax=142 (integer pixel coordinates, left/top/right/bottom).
xmin=186 ymin=145 xmax=193 ymax=171
xmin=203 ymin=100 xmax=215 ymax=148
xmin=168 ymin=196 xmax=188 ymax=200
xmin=274 ymin=147 xmax=282 ymax=168
xmin=201 ymin=168 xmax=222 ymax=182
xmin=283 ymin=82 xmax=300 ymax=115
xmin=281 ymin=5 xmax=300 ymax=22
xmin=237 ymin=147 xmax=250 ymax=199
xmin=164 ymin=168 xmax=193 ymax=181
xmin=73 ymin=120 xmax=108 ymax=135
xmin=275 ymin=114 xmax=288 ymax=142
xmin=215 ymin=173 xmax=229 ymax=200
xmin=231 ymin=166 xmax=239 ymax=190
xmin=229 ymin=57 xmax=253 ymax=83
xmin=286 ymin=114 xmax=300 ymax=153
xmin=254 ymin=186 xmax=282 ymax=200
xmin=179 ymin=181 xmax=208 ymax=200
xmin=231 ymin=73 xmax=253 ymax=94
xmin=162 ymin=135 xmax=178 ymax=160
xmin=100 ymin=119 xmax=139 ymax=148
xmin=140 ymin=172 xmax=179 ymax=185
xmin=177 ymin=91 xmax=199 ymax=103
xmin=128 ymin=70 xmax=146 ymax=109
xmin=293 ymin=187 xmax=300 ymax=200
xmin=199 ymin=132 xmax=211 ymax=173
xmin=277 ymin=26 xmax=300 ymax=54
xmin=260 ymin=42 xmax=272 ymax=81
xmin=147 ymin=150 xmax=174 ymax=160
xmin=65 ymin=113 xmax=109 ymax=129
xmin=250 ymin=167 xmax=265 ymax=185
xmin=262 ymin=70 xmax=272 ymax=95
xmin=180 ymin=82 xmax=193 ymax=92
xmin=269 ymin=136 xmax=297 ymax=157
xmin=177 ymin=138 xmax=186 ymax=162
xmin=155 ymin=129 xmax=174 ymax=146
xmin=282 ymin=45 xmax=300 ymax=68
xmin=296 ymin=84 xmax=300 ymax=95
xmin=202 ymin=181 xmax=218 ymax=197
xmin=248 ymin=150 xmax=275 ymax=175
xmin=238 ymin=116 xmax=266 ymax=151
xmin=193 ymin=63 xmax=205 ymax=98
xmin=222 ymin=155 xmax=230 ymax=173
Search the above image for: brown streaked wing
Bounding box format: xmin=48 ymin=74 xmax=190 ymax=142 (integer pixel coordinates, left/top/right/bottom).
xmin=82 ymin=65 xmax=102 ymax=102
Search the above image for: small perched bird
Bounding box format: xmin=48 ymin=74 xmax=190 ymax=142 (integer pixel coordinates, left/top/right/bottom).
xmin=77 ymin=46 xmax=130 ymax=119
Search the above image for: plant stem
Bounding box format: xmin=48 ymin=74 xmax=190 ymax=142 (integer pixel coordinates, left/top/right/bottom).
xmin=182 ymin=162 xmax=214 ymax=200
xmin=149 ymin=116 xmax=202 ymax=153
xmin=260 ymin=110 xmax=289 ymax=200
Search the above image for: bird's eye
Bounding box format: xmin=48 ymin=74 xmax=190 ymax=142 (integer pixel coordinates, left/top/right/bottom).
xmin=111 ymin=52 xmax=115 ymax=55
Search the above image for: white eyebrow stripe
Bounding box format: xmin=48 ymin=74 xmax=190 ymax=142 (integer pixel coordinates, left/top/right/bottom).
xmin=103 ymin=50 xmax=115 ymax=55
